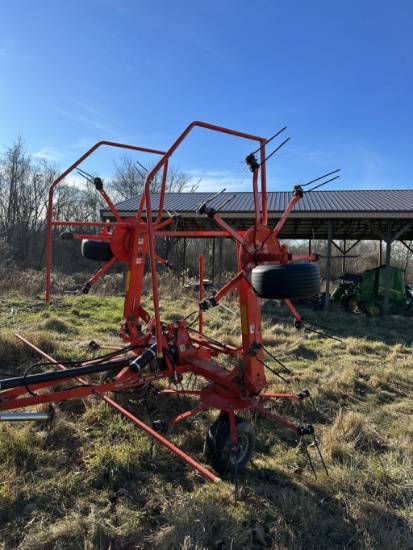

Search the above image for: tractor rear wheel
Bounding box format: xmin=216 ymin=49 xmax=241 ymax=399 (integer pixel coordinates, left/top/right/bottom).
xmin=204 ymin=414 xmax=256 ymax=474
xmin=81 ymin=240 xmax=114 ymax=262
xmin=251 ymin=263 xmax=320 ymax=299
xmin=365 ymin=301 xmax=384 ymax=317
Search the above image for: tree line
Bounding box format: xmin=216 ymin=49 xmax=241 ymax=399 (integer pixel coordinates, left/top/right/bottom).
xmin=0 ymin=138 xmax=195 ymax=275
xmin=0 ymin=137 xmax=412 ymax=286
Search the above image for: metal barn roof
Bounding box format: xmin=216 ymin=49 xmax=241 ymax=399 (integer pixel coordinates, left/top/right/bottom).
xmin=101 ymin=190 xmax=413 ymax=241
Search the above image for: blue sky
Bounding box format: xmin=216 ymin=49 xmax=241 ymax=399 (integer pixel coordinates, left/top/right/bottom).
xmin=0 ymin=0 xmax=412 ymax=193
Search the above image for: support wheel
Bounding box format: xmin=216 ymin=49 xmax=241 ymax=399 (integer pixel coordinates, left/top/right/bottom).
xmin=251 ymin=263 xmax=320 ymax=299
xmin=81 ymin=240 xmax=114 ymax=262
xmin=365 ymin=301 xmax=384 ymax=317
xmin=204 ymin=414 xmax=256 ymax=474
xmin=342 ymin=294 xmax=359 ymax=311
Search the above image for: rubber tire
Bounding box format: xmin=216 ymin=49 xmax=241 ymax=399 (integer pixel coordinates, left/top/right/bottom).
xmin=342 ymin=294 xmax=359 ymax=311
xmin=204 ymin=414 xmax=256 ymax=474
xmin=365 ymin=301 xmax=384 ymax=317
xmin=251 ymin=263 xmax=320 ymax=299
xmin=81 ymin=240 xmax=114 ymax=262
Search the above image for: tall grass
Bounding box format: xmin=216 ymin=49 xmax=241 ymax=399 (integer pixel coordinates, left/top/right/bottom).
xmin=0 ymin=281 xmax=412 ymax=549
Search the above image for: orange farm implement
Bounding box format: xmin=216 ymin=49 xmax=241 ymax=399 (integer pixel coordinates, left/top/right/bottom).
xmin=1 ymin=122 xmax=337 ymax=482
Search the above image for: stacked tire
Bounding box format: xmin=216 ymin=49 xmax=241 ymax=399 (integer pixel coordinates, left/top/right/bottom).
xmin=251 ymin=263 xmax=320 ymax=300
xmin=81 ymin=240 xmax=113 ymax=262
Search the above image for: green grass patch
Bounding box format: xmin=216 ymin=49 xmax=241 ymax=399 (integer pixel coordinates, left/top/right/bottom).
xmin=0 ymin=292 xmax=412 ymax=548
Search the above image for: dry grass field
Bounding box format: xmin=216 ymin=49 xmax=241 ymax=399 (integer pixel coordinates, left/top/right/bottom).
xmin=0 ymin=272 xmax=412 ymax=549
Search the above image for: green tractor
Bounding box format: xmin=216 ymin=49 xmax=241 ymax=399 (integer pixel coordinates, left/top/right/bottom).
xmin=331 ymin=266 xmax=413 ymax=316
xmin=330 ymin=272 xmax=362 ymax=311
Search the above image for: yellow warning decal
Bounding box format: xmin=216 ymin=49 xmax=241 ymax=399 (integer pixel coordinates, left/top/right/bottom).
xmin=241 ymin=304 xmax=248 ymax=335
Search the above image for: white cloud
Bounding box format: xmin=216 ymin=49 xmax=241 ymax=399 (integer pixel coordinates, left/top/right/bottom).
xmin=54 ymin=101 xmax=114 ymax=135
xmin=65 ymin=174 xmax=89 ymax=189
xmin=32 ymin=146 xmax=66 ymax=162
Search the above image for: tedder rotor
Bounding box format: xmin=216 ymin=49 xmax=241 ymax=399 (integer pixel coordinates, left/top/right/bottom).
xmin=0 ymin=122 xmax=337 ymax=483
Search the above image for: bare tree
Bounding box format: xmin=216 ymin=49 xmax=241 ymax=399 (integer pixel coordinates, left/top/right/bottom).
xmin=109 ymin=155 xmax=197 ymax=201
xmin=110 ymin=155 xmax=146 ymax=200
xmin=108 ymin=154 xmax=198 ymax=266
xmin=0 ymin=138 xmax=53 ymax=267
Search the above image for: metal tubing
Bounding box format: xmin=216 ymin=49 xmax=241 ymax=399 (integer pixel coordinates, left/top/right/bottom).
xmin=98 ymin=391 xmax=220 ymax=483
xmin=282 ymin=299 xmax=303 ymax=323
xmin=138 ymin=123 xmax=264 ymax=360
xmin=324 ymin=219 xmax=333 ymax=311
xmin=139 ymin=121 xmax=266 ymax=216
xmin=270 ymin=193 xmax=301 ymax=239
xmin=208 ymin=213 xmax=248 ymax=248
xmin=144 ymin=185 xmax=163 ymax=358
xmin=156 ymin=231 xmax=246 ymax=238
xmin=0 ymin=357 xmax=131 ymax=391
xmin=252 ymin=168 xmax=261 ymax=226
xmin=153 ymin=217 xmax=175 ymax=231
xmin=259 ymin=138 xmax=268 ymax=226
xmin=154 ymin=158 xmax=169 ymax=226
xmin=253 ymin=404 xmax=300 ymax=433
xmin=259 ymin=393 xmax=300 ymax=400
xmin=46 ymin=141 xmax=165 ymax=303
xmin=83 ymin=256 xmax=118 ymax=290
xmin=98 ymin=187 xmax=122 ymax=223
xmin=52 ymin=221 xmax=116 ymax=227
xmin=137 ymin=120 xmax=266 ymax=226
xmin=199 ymin=254 xmax=204 ymax=333
xmin=214 ymin=271 xmax=244 ymax=303
xmin=13 ymin=334 xmax=220 ymax=484
xmin=167 ymin=402 xmax=209 ymax=429
xmin=0 ymin=413 xmax=51 ymax=422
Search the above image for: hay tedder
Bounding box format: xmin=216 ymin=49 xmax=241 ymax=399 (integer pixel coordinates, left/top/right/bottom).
xmin=0 ymin=122 xmax=337 ymax=482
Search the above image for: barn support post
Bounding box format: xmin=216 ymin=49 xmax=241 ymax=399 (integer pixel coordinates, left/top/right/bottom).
xmin=383 ymin=220 xmax=392 ymax=315
xmin=379 ymin=239 xmax=383 ymax=266
xmin=400 ymin=240 xmax=413 ymax=278
xmin=323 ymin=220 xmax=333 ymax=310
xmin=212 ymin=238 xmax=216 ymax=282
xmin=182 ymin=238 xmax=187 ymax=283
xmin=167 ymin=237 xmax=175 ymax=266
xmin=218 ymin=237 xmax=223 ymax=287
xmin=332 ymin=240 xmax=360 ymax=274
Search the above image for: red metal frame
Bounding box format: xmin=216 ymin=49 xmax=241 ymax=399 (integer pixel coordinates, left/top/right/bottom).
xmin=1 ymin=121 xmax=320 ymax=482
